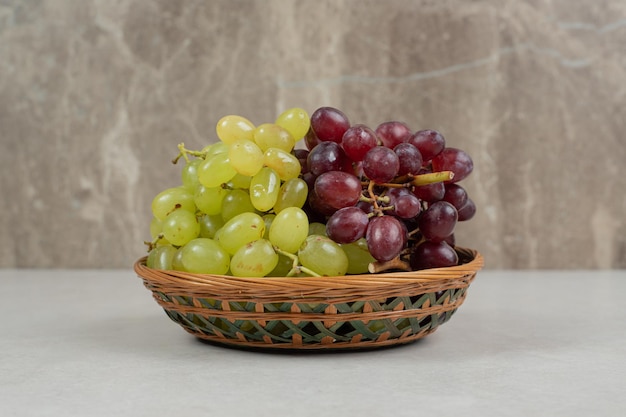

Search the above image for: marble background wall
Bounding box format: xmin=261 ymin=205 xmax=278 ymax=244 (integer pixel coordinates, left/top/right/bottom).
xmin=1 ymin=0 xmax=625 ymax=269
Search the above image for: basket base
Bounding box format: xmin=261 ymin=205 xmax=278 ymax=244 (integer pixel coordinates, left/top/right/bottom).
xmin=192 ymin=329 xmax=435 ymax=352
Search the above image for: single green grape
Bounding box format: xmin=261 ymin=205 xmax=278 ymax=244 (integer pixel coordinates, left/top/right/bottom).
xmin=230 ymin=239 xmax=279 ymax=277
xmin=172 ymin=247 xmax=186 ymax=271
xmin=150 ymin=217 xmax=163 ymax=239
xmin=273 ymin=178 xmax=308 ymax=213
xmin=298 ymin=234 xmax=348 ymax=276
xmin=151 ymin=187 xmax=196 ymax=221
xmin=227 ymin=173 xmax=252 ymax=189
xmin=340 ymin=238 xmax=376 ymax=275
xmin=198 ymin=213 xmax=224 ymax=239
xmin=228 ymin=139 xmax=264 ymax=176
xmin=268 ymin=207 xmax=309 ymax=253
xmin=146 ymin=245 xmax=177 ymax=270
xmin=197 ymin=152 xmax=237 ymax=188
xmin=275 ymin=107 xmax=310 ymax=141
xmin=221 ymin=189 xmax=256 ymax=222
xmin=253 ymin=123 xmax=295 ymax=152
xmin=203 ymin=142 xmax=229 ymax=157
xmin=216 ymin=212 xmax=266 ymax=255
xmin=263 ymin=147 xmax=301 ymax=181
xmin=216 ymin=115 xmax=255 ymax=144
xmin=308 ymin=222 xmax=328 ymax=236
xmin=262 ymin=214 xmax=275 ymax=239
xmin=266 ymin=253 xmax=295 ymax=277
xmin=181 ymin=159 xmax=202 ymax=193
xmin=250 ymin=167 xmax=281 ymax=212
xmin=162 ymin=209 xmax=200 ymax=246
xmin=194 ymin=184 xmax=227 ymax=215
xmin=180 ymin=238 xmax=230 ymax=274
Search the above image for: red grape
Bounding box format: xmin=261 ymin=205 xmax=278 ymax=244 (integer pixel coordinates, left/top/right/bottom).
xmin=314 ymin=171 xmax=362 ymax=210
xmin=307 ymin=141 xmax=349 ymax=176
xmin=431 ymin=147 xmax=473 ymax=183
xmin=409 ymin=241 xmax=458 ymax=270
xmin=304 ymin=126 xmax=321 ymax=150
xmin=326 ymin=207 xmax=369 ymax=244
xmin=394 ymin=142 xmax=423 ymax=176
xmin=413 ymin=182 xmax=445 ymax=203
xmin=375 ymin=121 xmax=412 ymax=148
xmin=442 ymin=183 xmax=468 ymax=210
xmin=390 ymin=193 xmax=421 ymax=219
xmin=408 ymin=129 xmax=445 ymax=162
xmin=342 ymin=124 xmax=378 ymax=162
xmin=362 ymin=146 xmax=400 ymax=183
xmin=457 ymin=198 xmax=476 ymax=221
xmin=310 ymin=107 xmax=351 ymax=143
xmin=366 ymin=215 xmax=407 ymax=262
xmin=293 ymin=148 xmax=310 ymax=174
xmin=418 ymin=201 xmax=458 ymax=242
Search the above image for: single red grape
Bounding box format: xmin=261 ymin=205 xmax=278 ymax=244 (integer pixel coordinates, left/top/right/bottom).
xmin=362 ymin=146 xmax=400 ymax=184
xmin=326 ymin=207 xmax=369 ymax=244
xmin=408 ymin=129 xmax=445 ymax=162
xmin=375 ymin=121 xmax=411 ymax=149
xmin=310 ymin=107 xmax=351 ymax=143
xmin=409 ymin=241 xmax=459 ymax=270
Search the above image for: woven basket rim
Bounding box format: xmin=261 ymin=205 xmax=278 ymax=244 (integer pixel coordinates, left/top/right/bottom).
xmin=134 ymin=247 xmax=483 ymax=298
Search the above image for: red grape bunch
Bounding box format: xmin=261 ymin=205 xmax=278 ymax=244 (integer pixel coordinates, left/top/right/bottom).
xmin=300 ymin=106 xmax=476 ymax=272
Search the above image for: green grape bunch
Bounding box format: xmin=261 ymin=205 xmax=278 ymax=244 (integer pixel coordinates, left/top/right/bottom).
xmin=144 ymin=106 xmax=476 ymax=277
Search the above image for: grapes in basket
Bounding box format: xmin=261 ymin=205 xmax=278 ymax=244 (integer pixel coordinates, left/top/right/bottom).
xmin=144 ymin=106 xmax=476 ymax=277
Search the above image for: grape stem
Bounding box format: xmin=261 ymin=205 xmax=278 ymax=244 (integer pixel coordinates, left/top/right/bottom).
xmin=383 ymin=171 xmax=454 ymax=188
xmin=144 ymin=233 xmax=165 ymax=252
xmin=273 ymin=246 xmax=321 ymax=277
xmin=411 ymin=171 xmax=454 ymax=187
xmin=172 ymin=142 xmax=207 ymax=164
xmin=368 ymin=256 xmax=411 ymax=273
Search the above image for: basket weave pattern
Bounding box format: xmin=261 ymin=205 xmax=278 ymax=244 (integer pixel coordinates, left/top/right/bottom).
xmin=134 ymin=247 xmax=483 ymax=350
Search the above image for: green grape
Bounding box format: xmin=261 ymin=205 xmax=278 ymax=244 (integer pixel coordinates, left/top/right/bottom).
xmin=221 ymin=189 xmax=256 ymax=222
xmin=230 ymin=239 xmax=279 ymax=277
xmin=228 ymin=139 xmax=264 ymax=176
xmin=308 ymin=222 xmax=328 ymax=236
xmin=181 ymin=159 xmax=202 ymax=192
xmin=197 ymin=152 xmax=237 ymax=188
xmin=340 ymin=238 xmax=376 ymax=275
xmin=268 ymin=207 xmax=309 ymax=253
xmin=275 ymin=107 xmax=310 ymax=141
xmin=203 ymin=142 xmax=229 ymax=157
xmin=273 ymin=178 xmax=308 ymax=213
xmin=151 ymin=187 xmax=196 ymax=221
xmin=228 ymin=173 xmax=252 ymax=189
xmin=263 ymin=147 xmax=301 ymax=181
xmin=250 ymin=167 xmax=281 ymax=212
xmin=149 ymin=217 xmax=165 ymax=240
xmin=262 ymin=214 xmax=275 ymax=239
xmin=162 ymin=210 xmax=200 ymax=246
xmin=194 ymin=184 xmax=227 ymax=215
xmin=266 ymin=253 xmax=295 ymax=277
xmin=198 ymin=213 xmax=224 ymax=239
xmin=216 ymin=212 xmax=266 ymax=255
xmin=180 ymin=238 xmax=230 ymax=274
xmin=172 ymin=247 xmax=186 ymax=271
xmin=216 ymin=115 xmax=255 ymax=145
xmin=253 ymin=123 xmax=295 ymax=152
xmin=146 ymin=245 xmax=177 ymax=270
xmin=298 ymin=234 xmax=348 ymax=276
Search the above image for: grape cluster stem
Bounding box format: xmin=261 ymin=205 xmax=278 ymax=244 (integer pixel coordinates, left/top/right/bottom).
xmin=273 ymin=246 xmax=322 ymax=277
xmin=172 ymin=142 xmax=207 ymax=164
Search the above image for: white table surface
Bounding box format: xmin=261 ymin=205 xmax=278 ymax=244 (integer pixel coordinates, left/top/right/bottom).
xmin=1 ymin=268 xmax=625 ymax=417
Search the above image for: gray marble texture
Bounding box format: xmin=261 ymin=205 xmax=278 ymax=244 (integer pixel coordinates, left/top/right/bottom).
xmin=1 ymin=0 xmax=625 ymax=268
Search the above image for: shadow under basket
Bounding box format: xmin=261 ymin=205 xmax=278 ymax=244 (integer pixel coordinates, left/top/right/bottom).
xmin=134 ymin=247 xmax=484 ymax=351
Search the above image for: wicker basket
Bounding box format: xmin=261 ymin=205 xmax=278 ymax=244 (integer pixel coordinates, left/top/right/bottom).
xmin=134 ymin=247 xmax=483 ymax=350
